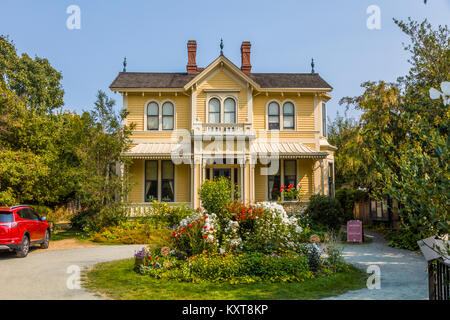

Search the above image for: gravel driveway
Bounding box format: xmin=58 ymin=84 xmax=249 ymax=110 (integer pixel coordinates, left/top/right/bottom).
xmin=325 ymin=231 xmax=429 ymax=300
xmin=0 ymin=244 xmax=143 ymax=300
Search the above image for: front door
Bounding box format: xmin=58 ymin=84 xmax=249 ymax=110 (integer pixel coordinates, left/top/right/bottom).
xmin=212 ymin=168 xmax=231 ymax=180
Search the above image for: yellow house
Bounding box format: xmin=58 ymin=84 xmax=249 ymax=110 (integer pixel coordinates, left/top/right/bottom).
xmin=110 ymin=40 xmax=336 ymax=210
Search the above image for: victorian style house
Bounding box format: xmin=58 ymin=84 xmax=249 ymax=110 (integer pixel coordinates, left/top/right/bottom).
xmin=110 ymin=40 xmax=336 ymax=210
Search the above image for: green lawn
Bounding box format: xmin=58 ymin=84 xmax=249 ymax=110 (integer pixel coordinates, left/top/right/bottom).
xmin=50 ymin=228 xmax=127 ymax=245
xmin=83 ymin=259 xmax=367 ymax=300
xmin=50 ymin=228 xmax=90 ymax=241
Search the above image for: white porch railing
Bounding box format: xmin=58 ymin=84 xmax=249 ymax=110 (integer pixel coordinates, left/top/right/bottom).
xmin=126 ymin=203 xmax=191 ymax=217
xmin=193 ymin=123 xmax=254 ymax=136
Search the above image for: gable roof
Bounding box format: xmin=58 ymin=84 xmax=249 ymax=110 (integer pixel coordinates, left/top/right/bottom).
xmin=110 ymin=56 xmax=332 ymax=91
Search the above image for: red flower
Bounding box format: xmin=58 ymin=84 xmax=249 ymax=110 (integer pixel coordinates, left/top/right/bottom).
xmin=203 ymin=226 xmax=207 ymax=229
xmin=210 ymin=227 xmax=214 ymax=231
xmin=203 ymin=235 xmax=207 ymax=239
xmin=187 ymin=223 xmax=192 ymax=228
xmin=289 ymin=184 xmax=294 ymax=188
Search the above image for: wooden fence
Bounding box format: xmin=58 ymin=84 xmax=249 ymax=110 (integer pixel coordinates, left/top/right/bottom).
xmin=353 ymin=201 xmax=372 ymax=225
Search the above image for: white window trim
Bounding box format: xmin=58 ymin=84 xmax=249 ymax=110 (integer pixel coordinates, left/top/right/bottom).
xmin=206 ymin=93 xmax=238 ymax=124
xmin=265 ymin=99 xmax=297 ymax=131
xmin=144 ymin=99 xmax=176 ymax=131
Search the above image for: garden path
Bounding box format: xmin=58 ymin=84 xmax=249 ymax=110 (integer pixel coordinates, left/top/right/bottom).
xmin=325 ymin=231 xmax=428 ymax=300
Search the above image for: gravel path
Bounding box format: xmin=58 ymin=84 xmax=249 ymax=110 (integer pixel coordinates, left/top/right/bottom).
xmin=0 ymin=243 xmax=143 ymax=300
xmin=326 ymin=231 xmax=429 ymax=300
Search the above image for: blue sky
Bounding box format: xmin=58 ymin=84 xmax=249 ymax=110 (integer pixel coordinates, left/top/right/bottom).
xmin=0 ymin=0 xmax=449 ymax=121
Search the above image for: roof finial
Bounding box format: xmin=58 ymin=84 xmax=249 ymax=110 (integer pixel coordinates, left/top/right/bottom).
xmin=123 ymin=57 xmax=127 ymax=72
xmin=311 ymin=58 xmax=315 ymax=74
xmin=220 ymin=38 xmax=224 ymax=55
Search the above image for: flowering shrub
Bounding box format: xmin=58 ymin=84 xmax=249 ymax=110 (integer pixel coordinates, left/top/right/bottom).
xmin=171 ymin=210 xmax=219 ymax=256
xmin=215 ymin=201 xmax=308 ymax=253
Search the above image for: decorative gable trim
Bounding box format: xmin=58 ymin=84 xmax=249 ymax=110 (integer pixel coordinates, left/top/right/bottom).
xmin=183 ymin=55 xmax=260 ymax=91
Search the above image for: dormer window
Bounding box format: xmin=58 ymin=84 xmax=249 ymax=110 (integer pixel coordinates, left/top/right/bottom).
xmin=147 ymin=102 xmax=159 ymax=130
xmin=268 ymin=101 xmax=280 ymax=130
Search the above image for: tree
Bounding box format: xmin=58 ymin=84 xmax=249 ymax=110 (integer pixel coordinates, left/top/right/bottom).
xmin=341 ymin=19 xmax=449 ymax=248
xmin=0 ymin=35 xmax=64 ymax=113
xmin=0 ymin=36 xmax=134 ymax=232
xmin=328 ymin=114 xmax=375 ymax=190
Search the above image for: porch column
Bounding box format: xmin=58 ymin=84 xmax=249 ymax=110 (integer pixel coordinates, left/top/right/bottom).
xmin=249 ymin=163 xmax=255 ymax=204
xmin=280 ymin=159 xmax=285 ymax=201
xmin=240 ymin=162 xmax=245 ymax=202
xmin=190 ymin=163 xmax=194 ymax=209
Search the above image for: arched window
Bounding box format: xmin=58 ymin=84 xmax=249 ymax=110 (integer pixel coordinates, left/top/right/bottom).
xmin=162 ymin=102 xmax=174 ymax=130
xmin=209 ymin=98 xmax=221 ymax=123
xmin=223 ymin=98 xmax=236 ymax=123
xmin=147 ymin=102 xmax=159 ymax=130
xmin=283 ymin=102 xmax=295 ymax=129
xmin=268 ymin=102 xmax=280 ymax=130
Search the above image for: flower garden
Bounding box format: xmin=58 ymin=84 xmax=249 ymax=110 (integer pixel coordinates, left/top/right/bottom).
xmin=131 ymin=178 xmax=352 ymax=286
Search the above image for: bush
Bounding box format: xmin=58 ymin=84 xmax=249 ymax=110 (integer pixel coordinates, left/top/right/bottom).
xmin=198 ymin=177 xmax=238 ymax=217
xmin=92 ymin=221 xmax=171 ymax=245
xmin=305 ymin=195 xmax=343 ymax=231
xmin=136 ymin=250 xmax=314 ymax=284
xmin=71 ymin=203 xmax=128 ymax=232
xmin=323 ymin=232 xmax=346 ymax=272
xmin=142 ymin=201 xmax=194 ymax=228
xmin=171 ymin=211 xmax=219 ymax=257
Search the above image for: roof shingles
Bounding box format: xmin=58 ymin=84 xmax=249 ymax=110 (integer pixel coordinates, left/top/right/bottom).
xmin=110 ymin=72 xmax=332 ymax=90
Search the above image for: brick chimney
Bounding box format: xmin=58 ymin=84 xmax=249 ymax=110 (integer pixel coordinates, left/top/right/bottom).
xmin=186 ymin=40 xmax=197 ymax=74
xmin=240 ymin=41 xmax=252 ymax=74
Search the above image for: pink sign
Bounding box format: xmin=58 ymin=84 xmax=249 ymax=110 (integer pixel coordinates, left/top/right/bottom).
xmin=347 ymin=220 xmax=363 ymax=243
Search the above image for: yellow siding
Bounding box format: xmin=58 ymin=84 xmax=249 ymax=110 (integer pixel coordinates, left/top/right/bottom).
xmin=196 ymin=70 xmax=248 ymax=123
xmin=298 ymin=159 xmax=314 ymax=201
xmin=175 ymin=164 xmax=190 ymax=202
xmin=127 ymin=93 xmax=190 ymax=132
xmin=128 ymin=159 xmax=144 ymax=203
xmin=254 ymin=164 xmax=266 ymax=202
xmin=253 ymin=94 xmax=316 ymax=135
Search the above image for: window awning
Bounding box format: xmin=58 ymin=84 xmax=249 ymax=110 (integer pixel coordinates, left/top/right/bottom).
xmin=123 ymin=141 xmax=328 ymax=160
xmin=122 ymin=143 xmax=190 ymax=159
xmin=251 ymin=141 xmax=328 ymax=159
